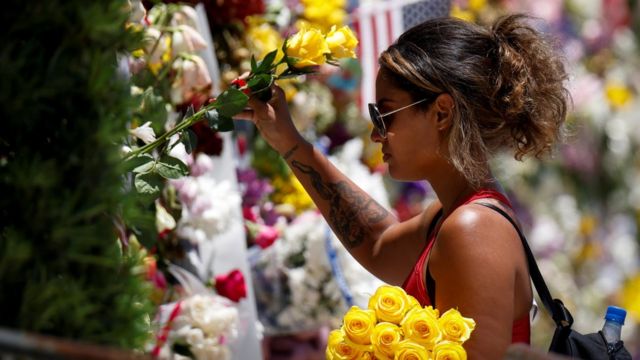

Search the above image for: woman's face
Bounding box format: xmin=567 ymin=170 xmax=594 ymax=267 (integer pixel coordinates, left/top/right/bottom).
xmin=371 ymin=70 xmax=447 ymax=181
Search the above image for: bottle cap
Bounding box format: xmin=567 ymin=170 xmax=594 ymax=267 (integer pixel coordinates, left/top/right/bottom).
xmin=605 ymin=306 xmax=626 ymax=325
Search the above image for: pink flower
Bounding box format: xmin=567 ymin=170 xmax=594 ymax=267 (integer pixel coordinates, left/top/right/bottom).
xmin=172 ymin=25 xmax=207 ymax=55
xmin=255 ymin=225 xmax=279 ymax=249
xmin=214 ymin=269 xmax=247 ymax=302
xmin=170 ymin=55 xmax=212 ymax=106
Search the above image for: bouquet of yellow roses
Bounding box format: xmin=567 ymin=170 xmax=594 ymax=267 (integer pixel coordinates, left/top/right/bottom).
xmin=327 ymin=285 xmax=476 ymax=360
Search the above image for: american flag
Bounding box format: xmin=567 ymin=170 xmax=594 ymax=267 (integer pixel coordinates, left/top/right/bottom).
xmin=350 ymin=0 xmax=451 ymax=115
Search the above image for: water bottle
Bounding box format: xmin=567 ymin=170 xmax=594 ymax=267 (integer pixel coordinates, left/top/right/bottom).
xmin=602 ymin=306 xmax=626 ymax=349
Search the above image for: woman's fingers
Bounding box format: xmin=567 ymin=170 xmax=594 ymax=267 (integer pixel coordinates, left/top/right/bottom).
xmin=232 ymin=84 xmax=286 ymax=125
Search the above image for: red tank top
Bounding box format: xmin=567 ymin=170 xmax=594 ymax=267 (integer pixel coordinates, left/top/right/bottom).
xmin=402 ymin=189 xmax=531 ymax=344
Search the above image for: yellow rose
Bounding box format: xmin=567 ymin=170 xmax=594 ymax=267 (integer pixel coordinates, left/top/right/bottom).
xmin=438 ymin=309 xmax=476 ymax=343
xmin=325 ymin=25 xmax=358 ymax=59
xmin=432 ymin=340 xmax=467 ymax=360
xmin=394 ymin=339 xmax=430 ymax=360
xmin=246 ymin=21 xmax=284 ymax=62
xmin=285 ymin=27 xmax=330 ymax=68
xmin=326 ymin=329 xmax=367 ymax=360
xmin=370 ymin=322 xmax=402 ymax=360
xmin=343 ymin=306 xmax=377 ymax=345
xmin=300 ymin=0 xmax=347 ymax=31
xmin=400 ymin=307 xmax=442 ymax=348
xmin=407 ymin=295 xmax=423 ymax=312
xmin=368 ymin=285 xmax=412 ymax=324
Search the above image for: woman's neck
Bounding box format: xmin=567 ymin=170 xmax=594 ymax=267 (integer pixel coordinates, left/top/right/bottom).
xmin=429 ymin=166 xmax=498 ymax=216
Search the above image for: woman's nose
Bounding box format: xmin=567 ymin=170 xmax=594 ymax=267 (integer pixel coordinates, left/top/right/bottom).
xmin=370 ymin=127 xmax=383 ymax=143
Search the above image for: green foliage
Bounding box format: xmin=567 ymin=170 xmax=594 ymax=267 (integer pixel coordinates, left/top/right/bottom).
xmin=0 ymin=0 xmax=153 ymax=349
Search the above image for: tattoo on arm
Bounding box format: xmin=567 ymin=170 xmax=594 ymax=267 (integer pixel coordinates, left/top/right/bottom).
xmin=291 ymin=160 xmax=390 ymax=248
xmin=282 ymin=144 xmax=299 ymax=160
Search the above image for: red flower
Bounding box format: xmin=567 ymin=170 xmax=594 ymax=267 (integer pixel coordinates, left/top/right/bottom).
xmin=231 ymin=78 xmax=251 ymax=95
xmin=204 ymin=0 xmax=266 ymax=26
xmin=255 ymin=225 xmax=279 ymax=249
xmin=243 ymin=206 xmax=258 ymax=222
xmin=215 ymin=269 xmax=247 ymax=302
xmin=190 ymin=120 xmax=223 ymax=156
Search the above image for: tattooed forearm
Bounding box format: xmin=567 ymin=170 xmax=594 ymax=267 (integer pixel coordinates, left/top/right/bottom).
xmin=291 ymin=160 xmax=390 ymax=248
xmin=282 ymin=144 xmax=299 ymax=160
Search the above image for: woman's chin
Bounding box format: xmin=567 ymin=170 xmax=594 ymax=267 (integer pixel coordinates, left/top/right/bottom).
xmin=387 ymin=164 xmax=425 ymax=182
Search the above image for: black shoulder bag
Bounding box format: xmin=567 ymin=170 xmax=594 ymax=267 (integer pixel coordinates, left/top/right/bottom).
xmin=479 ymin=203 xmax=632 ymax=360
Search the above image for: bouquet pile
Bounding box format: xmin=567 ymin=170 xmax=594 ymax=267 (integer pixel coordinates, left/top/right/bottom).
xmin=327 ymin=285 xmax=476 ymax=360
xmin=152 ymin=294 xmax=239 ymax=359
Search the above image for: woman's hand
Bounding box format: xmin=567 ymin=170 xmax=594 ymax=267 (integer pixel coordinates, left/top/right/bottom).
xmin=233 ymin=84 xmax=304 ymax=155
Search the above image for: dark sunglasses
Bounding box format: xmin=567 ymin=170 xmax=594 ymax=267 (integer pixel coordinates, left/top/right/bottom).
xmin=368 ymin=98 xmax=429 ymax=138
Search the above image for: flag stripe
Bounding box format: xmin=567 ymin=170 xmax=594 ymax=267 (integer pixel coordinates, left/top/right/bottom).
xmin=351 ymin=0 xmax=451 ymax=116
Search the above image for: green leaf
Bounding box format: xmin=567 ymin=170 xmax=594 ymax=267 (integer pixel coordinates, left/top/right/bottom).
xmin=247 ymin=73 xmax=273 ymax=92
xmin=215 ymin=88 xmax=249 ymax=117
xmin=156 ymin=155 xmax=189 ymax=179
xmin=123 ymin=154 xmax=154 ymax=173
xmin=138 ymin=87 xmax=168 ymax=133
xmin=130 ymin=154 xmax=155 ymax=174
xmin=183 ymin=128 xmax=197 ymax=154
xmin=206 ymin=109 xmax=235 ymax=132
xmin=250 ymin=55 xmax=258 ymax=73
xmin=217 ymin=115 xmax=235 ymax=132
xmin=255 ymin=49 xmax=278 ymax=74
xmin=134 ymin=172 xmax=163 ymax=195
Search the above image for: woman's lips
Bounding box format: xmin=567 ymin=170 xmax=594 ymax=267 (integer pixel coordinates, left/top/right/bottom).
xmin=383 ymin=153 xmax=391 ymax=161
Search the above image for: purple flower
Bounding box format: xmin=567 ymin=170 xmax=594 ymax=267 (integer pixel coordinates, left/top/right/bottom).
xmin=237 ymin=168 xmax=273 ymax=207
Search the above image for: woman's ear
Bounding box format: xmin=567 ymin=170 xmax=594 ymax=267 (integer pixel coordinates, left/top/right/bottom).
xmin=434 ymin=93 xmax=454 ymax=131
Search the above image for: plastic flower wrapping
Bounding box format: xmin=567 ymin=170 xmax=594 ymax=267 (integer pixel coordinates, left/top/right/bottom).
xmin=150 ymin=266 xmax=240 ymax=360
xmin=248 ymin=139 xmax=387 ymax=335
xmin=327 ymin=285 xmax=476 ymax=360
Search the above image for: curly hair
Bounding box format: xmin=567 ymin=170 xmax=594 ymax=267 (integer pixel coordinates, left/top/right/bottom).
xmin=379 ymin=14 xmax=570 ymax=186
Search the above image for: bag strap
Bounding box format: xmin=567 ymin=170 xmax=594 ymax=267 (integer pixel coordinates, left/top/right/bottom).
xmin=477 ymin=202 xmax=574 ymax=328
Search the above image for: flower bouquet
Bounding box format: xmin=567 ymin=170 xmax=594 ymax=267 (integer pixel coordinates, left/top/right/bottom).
xmin=327 ymin=285 xmax=476 ymax=360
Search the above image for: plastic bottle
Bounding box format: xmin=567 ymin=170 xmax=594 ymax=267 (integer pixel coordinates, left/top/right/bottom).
xmin=602 ymin=306 xmax=626 ymax=346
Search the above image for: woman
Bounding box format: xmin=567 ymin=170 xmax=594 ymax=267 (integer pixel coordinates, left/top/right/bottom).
xmin=237 ymin=14 xmax=569 ymax=358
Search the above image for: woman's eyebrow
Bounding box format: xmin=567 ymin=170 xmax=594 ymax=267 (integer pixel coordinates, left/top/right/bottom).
xmin=376 ymin=98 xmax=395 ymax=106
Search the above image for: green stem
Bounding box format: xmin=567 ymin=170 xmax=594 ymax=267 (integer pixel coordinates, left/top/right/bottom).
xmin=124 ymin=105 xmax=210 ymax=160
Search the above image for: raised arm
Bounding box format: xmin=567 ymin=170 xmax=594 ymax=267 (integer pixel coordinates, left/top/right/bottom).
xmin=235 ymin=86 xmax=430 ymax=284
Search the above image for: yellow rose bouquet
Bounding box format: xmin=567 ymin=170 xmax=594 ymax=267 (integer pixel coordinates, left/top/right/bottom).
xmin=327 ymin=285 xmax=476 ymax=360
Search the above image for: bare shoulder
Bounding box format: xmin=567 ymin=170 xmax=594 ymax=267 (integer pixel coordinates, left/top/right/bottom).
xmin=430 ymin=202 xmax=523 ymax=274
xmin=437 ymin=202 xmax=520 ymax=252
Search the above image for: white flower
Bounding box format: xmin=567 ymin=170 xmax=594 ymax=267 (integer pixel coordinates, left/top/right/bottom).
xmin=182 ymin=295 xmax=238 ymax=338
xmin=170 ymin=56 xmax=212 ymax=106
xmin=190 ymin=153 xmax=215 ymax=177
xmin=172 ymin=25 xmax=207 ymax=55
xmin=155 ymin=201 xmax=176 ymax=233
xmin=144 ymin=28 xmax=171 ymax=69
xmin=127 ymin=0 xmax=146 ymax=24
xmin=170 ymin=5 xmax=199 ymax=28
xmin=120 ymin=145 xmax=132 ymax=157
xmin=174 ymin=177 xmax=240 ymax=244
xmin=129 ymin=121 xmax=156 ymax=144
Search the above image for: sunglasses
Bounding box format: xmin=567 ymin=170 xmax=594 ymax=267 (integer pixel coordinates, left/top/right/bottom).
xmin=368 ymin=98 xmax=429 ymax=138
